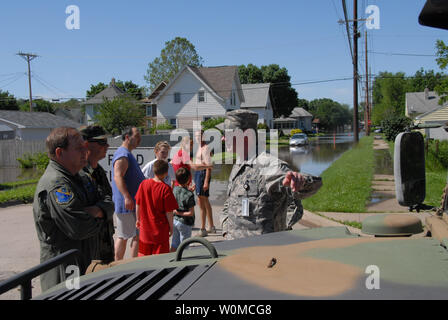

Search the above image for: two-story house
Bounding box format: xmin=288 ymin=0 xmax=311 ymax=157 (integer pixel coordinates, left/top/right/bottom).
xmin=83 ymin=78 xmax=127 ymax=125
xmin=150 ymin=66 xmax=244 ymax=130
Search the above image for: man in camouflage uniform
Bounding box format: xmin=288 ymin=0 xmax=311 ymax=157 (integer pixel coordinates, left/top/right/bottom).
xmin=33 ymin=127 xmax=104 ymax=291
xmin=79 ymin=125 xmax=115 ymax=264
xmin=220 ymin=110 xmax=322 ymax=240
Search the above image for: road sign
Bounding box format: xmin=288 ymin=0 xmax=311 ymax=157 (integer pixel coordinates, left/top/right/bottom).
xmin=99 ymin=147 xmax=155 ymax=182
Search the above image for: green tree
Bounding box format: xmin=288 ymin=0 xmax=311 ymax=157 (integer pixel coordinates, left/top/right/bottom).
xmin=94 ymin=96 xmax=145 ymax=135
xmin=297 ymin=98 xmax=310 ymax=111
xmin=0 ymin=90 xmax=18 ymax=110
xmin=86 ymin=82 xmax=107 ymax=98
xmin=238 ymin=64 xmax=263 ymax=84
xmin=435 ymin=40 xmax=448 ymax=104
xmin=19 ymin=99 xmax=55 ymax=113
xmin=371 ymin=71 xmax=407 ymax=124
xmin=407 ymin=68 xmax=447 ymax=92
xmin=144 ymin=37 xmax=203 ymax=91
xmin=86 ymin=80 xmax=144 ymax=100
xmin=309 ymin=98 xmax=351 ymax=131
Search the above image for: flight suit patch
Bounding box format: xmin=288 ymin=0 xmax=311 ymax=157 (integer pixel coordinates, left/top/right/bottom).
xmin=54 ymin=187 xmax=74 ymax=204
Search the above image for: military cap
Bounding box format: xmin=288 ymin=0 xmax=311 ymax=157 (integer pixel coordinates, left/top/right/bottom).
xmin=224 ymin=109 xmax=258 ymax=130
xmin=79 ymin=125 xmax=108 ymax=141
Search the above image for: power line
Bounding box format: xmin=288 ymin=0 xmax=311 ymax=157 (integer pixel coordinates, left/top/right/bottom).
xmin=370 ymin=51 xmax=436 ymax=57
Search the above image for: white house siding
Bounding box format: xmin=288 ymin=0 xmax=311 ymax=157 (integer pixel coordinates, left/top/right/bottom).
xmin=156 ymin=70 xmax=229 ymax=129
xmin=418 ymin=106 xmax=448 ymax=123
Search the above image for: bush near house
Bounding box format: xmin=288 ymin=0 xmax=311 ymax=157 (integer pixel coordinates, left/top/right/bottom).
xmin=17 ymin=152 xmax=49 ymax=170
xmin=201 ymin=117 xmax=225 ymax=131
xmin=381 ymin=115 xmax=412 ymax=142
xmin=290 ymin=129 xmax=303 ymax=135
xmin=150 ymin=121 xmax=174 ymax=134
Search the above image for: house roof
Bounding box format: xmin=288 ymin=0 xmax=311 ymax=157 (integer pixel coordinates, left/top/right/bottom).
xmin=405 ymin=90 xmax=447 ymax=115
xmin=141 ymin=81 xmax=167 ymax=103
xmin=0 ymin=124 xmax=13 ymax=132
xmin=0 ymin=110 xmax=81 ymax=129
xmin=274 ymin=115 xmax=297 ymax=122
xmin=290 ymin=107 xmax=313 ymax=118
xmin=416 ymin=104 xmax=448 ymax=120
xmin=240 ymin=83 xmax=271 ymax=108
xmin=189 ymin=66 xmax=241 ymax=101
xmin=83 ymin=78 xmax=126 ymax=105
xmin=153 ymin=65 xmax=244 ymax=103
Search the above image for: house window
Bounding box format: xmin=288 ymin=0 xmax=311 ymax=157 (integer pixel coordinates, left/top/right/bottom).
xmin=146 ymin=105 xmax=152 ymax=116
xmin=204 ymin=116 xmax=211 ymax=121
xmin=152 ymin=104 xmax=157 ymax=117
xmin=147 ymin=120 xmax=152 ymax=128
xmin=174 ymin=92 xmax=181 ymax=103
xmin=169 ymin=118 xmax=177 ymax=128
xmin=198 ymin=90 xmax=205 ymax=102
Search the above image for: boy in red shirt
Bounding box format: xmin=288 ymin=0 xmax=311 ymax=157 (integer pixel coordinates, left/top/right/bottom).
xmin=135 ymin=160 xmax=178 ymax=256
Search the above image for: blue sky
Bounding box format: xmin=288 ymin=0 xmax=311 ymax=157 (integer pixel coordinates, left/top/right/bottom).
xmin=0 ymin=0 xmax=446 ymax=107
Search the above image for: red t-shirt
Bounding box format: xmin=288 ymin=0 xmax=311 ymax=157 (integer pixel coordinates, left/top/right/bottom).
xmin=171 ymin=149 xmax=192 ymax=187
xmin=135 ymin=179 xmax=178 ymax=245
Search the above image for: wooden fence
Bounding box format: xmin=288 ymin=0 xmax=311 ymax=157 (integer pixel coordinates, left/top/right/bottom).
xmin=0 ymin=140 xmax=46 ymax=167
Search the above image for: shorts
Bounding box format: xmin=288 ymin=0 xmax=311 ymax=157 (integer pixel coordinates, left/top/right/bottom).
xmin=115 ymin=212 xmax=138 ymax=240
xmin=138 ymin=240 xmax=169 ymax=256
xmin=171 ymin=219 xmax=192 ymax=250
xmin=194 ymin=170 xmax=210 ymax=197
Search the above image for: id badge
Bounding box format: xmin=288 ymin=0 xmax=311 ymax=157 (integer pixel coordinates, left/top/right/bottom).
xmin=241 ymin=198 xmax=249 ymax=217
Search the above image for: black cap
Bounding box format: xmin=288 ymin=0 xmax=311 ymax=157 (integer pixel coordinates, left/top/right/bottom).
xmin=79 ymin=125 xmax=108 ymax=141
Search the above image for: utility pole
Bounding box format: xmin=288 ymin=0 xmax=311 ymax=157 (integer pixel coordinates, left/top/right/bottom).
xmin=353 ymin=0 xmax=359 ymax=142
xmin=17 ymin=52 xmax=38 ymax=112
xmin=365 ymin=30 xmax=370 ymax=136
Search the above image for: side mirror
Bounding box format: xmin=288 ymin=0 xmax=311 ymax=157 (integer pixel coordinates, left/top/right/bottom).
xmin=394 ymin=131 xmax=426 ymax=209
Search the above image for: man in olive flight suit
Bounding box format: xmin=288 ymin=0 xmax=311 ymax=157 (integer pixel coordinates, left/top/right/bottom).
xmin=33 ymin=127 xmax=104 ymax=291
xmin=79 ymin=125 xmax=115 ymax=264
xmin=220 ymin=110 xmax=323 ymax=240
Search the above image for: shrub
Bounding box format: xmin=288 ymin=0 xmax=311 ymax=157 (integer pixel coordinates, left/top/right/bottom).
xmin=17 ymin=152 xmax=49 ymax=170
xmin=427 ymin=139 xmax=448 ymax=169
xmin=257 ymin=123 xmax=269 ymax=130
xmin=150 ymin=121 xmax=174 ymax=134
xmin=290 ymin=128 xmax=303 ymax=135
xmin=201 ymin=117 xmax=225 ymax=131
xmin=381 ymin=116 xmax=412 ymax=142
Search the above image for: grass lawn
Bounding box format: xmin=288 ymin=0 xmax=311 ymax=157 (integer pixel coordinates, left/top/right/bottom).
xmin=302 ymin=136 xmax=375 ymax=213
xmin=0 ymin=184 xmax=36 ymax=204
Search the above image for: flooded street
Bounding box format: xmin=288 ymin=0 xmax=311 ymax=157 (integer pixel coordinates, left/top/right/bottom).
xmin=0 ymin=167 xmax=42 ymax=184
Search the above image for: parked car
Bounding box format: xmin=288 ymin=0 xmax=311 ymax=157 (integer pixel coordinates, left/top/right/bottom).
xmin=289 ymin=133 xmax=309 ymax=146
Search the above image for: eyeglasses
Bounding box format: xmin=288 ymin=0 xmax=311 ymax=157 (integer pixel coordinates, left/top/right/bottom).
xmin=89 ymin=139 xmax=108 ymax=146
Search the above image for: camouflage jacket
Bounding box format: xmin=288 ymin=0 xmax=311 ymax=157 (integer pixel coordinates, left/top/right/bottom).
xmin=220 ymin=153 xmax=322 ymax=240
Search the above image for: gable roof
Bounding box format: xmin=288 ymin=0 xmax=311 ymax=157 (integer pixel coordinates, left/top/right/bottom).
xmin=406 ymin=91 xmax=447 ymax=115
xmin=290 ymin=107 xmax=313 ymax=118
xmin=83 ymin=79 xmax=126 ymax=105
xmin=0 ymin=110 xmax=81 ymax=129
xmin=141 ymin=81 xmax=167 ymax=103
xmin=153 ymin=65 xmax=244 ymax=103
xmin=240 ymin=83 xmax=271 ymax=108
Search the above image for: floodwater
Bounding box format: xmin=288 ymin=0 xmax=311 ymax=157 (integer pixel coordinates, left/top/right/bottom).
xmin=0 ymin=167 xmax=42 ymax=184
